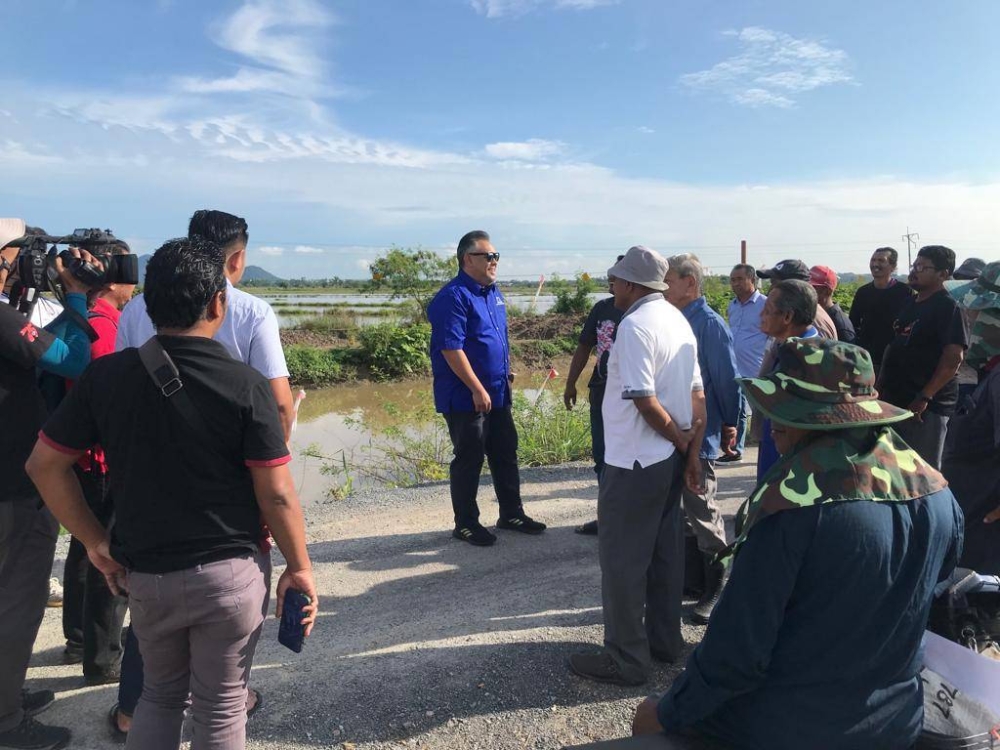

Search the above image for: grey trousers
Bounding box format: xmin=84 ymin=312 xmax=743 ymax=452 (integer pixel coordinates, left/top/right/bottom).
xmin=598 ymin=454 xmax=684 ymax=682
xmin=125 ymin=554 xmax=268 ymax=750
xmin=680 ymin=459 xmax=727 ymax=556
xmin=0 ymin=497 xmax=59 ymax=733
xmin=894 ymin=412 xmax=949 ymax=470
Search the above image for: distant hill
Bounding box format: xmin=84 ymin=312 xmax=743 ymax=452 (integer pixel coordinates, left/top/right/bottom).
xmin=135 ymin=255 xmax=281 ymax=284
xmin=241 ymin=265 xmax=281 ymax=282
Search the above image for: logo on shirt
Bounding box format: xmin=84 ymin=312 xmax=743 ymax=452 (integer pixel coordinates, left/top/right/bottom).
xmin=19 ymin=322 xmax=39 ymax=343
xmin=596 ymin=320 xmax=616 ymax=358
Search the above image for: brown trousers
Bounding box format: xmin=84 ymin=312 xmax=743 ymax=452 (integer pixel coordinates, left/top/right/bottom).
xmin=125 ymin=553 xmax=268 ymax=750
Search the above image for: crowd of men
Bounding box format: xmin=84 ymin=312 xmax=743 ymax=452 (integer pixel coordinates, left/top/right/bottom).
xmin=1 ymin=215 xmax=998 ymax=749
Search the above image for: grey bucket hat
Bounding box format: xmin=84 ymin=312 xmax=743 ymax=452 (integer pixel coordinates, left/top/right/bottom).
xmin=607 ymin=245 xmax=669 ymax=291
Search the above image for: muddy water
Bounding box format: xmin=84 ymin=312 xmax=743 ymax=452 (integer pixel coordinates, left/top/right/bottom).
xmin=267 ymin=293 xmax=608 ymax=328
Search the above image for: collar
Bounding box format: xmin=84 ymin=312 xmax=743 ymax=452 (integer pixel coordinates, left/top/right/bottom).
xmin=457 ymin=270 xmax=495 ymax=296
xmin=623 ymin=292 xmax=664 ymax=318
xmin=735 ymin=290 xmax=764 ymax=306
xmin=681 ymin=296 xmax=709 ymax=321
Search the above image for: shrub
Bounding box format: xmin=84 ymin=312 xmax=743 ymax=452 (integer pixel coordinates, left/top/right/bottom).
xmin=285 ymin=345 xmax=352 ymax=385
xmin=358 ymin=322 xmax=431 ymax=380
xmin=552 ymin=273 xmax=597 ymax=315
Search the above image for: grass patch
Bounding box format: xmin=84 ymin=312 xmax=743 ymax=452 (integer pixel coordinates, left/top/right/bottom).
xmin=285 ymin=346 xmax=356 ymax=385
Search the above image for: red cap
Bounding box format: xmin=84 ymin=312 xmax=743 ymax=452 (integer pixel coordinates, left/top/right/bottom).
xmin=809 ymin=265 xmax=838 ymax=291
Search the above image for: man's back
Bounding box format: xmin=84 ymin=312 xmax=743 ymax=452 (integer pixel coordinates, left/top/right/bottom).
xmin=40 ymin=336 xmax=289 ymax=573
xmin=673 ymin=491 xmax=962 ymax=750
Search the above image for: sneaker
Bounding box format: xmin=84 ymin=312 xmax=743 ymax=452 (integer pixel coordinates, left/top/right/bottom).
xmin=61 ymin=644 xmax=83 ymax=666
xmin=574 ymin=519 xmax=598 ymax=536
xmin=452 ymin=524 xmax=497 ymax=547
xmin=716 ymin=451 xmax=742 ymax=464
xmin=20 ymin=690 xmax=54 ymax=718
xmin=496 ymin=513 xmax=546 ymax=535
xmin=0 ymin=715 xmax=70 ymax=750
xmin=46 ymin=579 xmax=63 ymax=608
xmin=567 ymin=652 xmax=646 ymax=687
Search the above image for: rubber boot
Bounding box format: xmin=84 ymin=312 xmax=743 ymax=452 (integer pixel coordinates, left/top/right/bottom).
xmin=691 ymin=555 xmax=726 ymax=625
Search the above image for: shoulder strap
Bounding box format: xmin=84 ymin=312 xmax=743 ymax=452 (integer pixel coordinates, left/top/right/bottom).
xmin=137 ymin=338 xmax=222 ymax=456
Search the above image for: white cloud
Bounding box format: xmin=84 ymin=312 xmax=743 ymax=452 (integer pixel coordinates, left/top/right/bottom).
xmin=356 ymin=259 xmax=372 ymax=270
xmin=636 ymin=126 xmax=655 ymax=134
xmin=178 ymin=0 xmax=335 ymax=97
xmin=471 ymin=0 xmax=618 ymax=18
xmin=258 ymin=246 xmax=285 ymax=255
xmin=484 ymin=139 xmax=565 ymax=161
xmin=680 ymin=27 xmax=853 ymax=108
xmin=293 ymin=245 xmax=324 ymax=254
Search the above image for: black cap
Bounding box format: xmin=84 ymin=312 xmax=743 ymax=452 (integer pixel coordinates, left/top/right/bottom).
xmin=953 ymin=257 xmax=985 ymax=281
xmin=757 ymin=259 xmax=810 ymax=281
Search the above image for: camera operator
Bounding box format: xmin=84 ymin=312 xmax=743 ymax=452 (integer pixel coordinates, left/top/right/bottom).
xmin=60 ymin=241 xmax=134 ymax=684
xmin=0 ymin=218 xmax=99 ymax=750
xmin=1 ymin=225 xmax=64 ymax=328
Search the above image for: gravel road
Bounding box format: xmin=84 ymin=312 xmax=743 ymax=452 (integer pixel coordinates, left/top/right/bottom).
xmin=31 ymin=450 xmax=759 ymax=749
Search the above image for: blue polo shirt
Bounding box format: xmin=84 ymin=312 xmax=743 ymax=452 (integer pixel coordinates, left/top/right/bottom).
xmin=681 ymin=297 xmax=742 ymax=460
xmin=427 ymin=271 xmax=511 ymax=413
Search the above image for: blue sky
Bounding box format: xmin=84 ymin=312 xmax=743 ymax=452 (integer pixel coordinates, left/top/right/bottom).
xmin=2 ymin=0 xmax=998 ymax=279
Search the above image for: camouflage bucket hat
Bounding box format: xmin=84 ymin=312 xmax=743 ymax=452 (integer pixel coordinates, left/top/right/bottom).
xmin=739 ymin=338 xmax=912 ymax=430
xmin=949 ymin=261 xmax=1000 ymax=311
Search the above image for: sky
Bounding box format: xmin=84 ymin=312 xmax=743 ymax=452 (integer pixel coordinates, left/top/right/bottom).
xmin=2 ymin=0 xmax=999 ymax=280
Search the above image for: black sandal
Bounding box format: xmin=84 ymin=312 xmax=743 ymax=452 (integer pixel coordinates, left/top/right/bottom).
xmin=107 ymin=703 xmax=128 ymax=744
xmin=247 ymin=688 xmax=263 ymax=719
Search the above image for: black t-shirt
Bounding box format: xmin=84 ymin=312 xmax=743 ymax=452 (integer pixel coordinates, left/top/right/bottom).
xmin=0 ymin=303 xmax=55 ymax=502
xmin=579 ymin=297 xmax=623 ymax=389
xmin=41 ymin=336 xmax=290 ymax=573
xmin=826 ymin=303 xmax=856 ymax=344
xmin=849 ymin=281 xmax=914 ymax=368
xmin=879 ymin=290 xmax=968 ymax=415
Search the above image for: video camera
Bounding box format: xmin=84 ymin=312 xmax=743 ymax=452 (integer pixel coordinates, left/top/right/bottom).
xmin=9 ymin=228 xmax=138 ymax=293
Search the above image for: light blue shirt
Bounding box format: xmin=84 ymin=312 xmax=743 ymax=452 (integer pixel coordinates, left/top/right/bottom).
xmin=115 ymin=280 xmax=289 ymax=380
xmin=727 ymin=290 xmax=768 ymax=378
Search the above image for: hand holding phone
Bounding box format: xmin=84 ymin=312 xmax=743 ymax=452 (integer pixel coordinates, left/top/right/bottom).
xmin=275 ymin=568 xmax=318 ymax=653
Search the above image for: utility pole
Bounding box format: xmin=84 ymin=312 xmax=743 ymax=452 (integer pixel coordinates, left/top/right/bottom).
xmin=740 ymin=239 xmax=747 ymax=265
xmin=901 ymin=227 xmax=919 ymax=269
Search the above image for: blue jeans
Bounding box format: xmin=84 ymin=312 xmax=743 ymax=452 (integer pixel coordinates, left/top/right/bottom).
xmin=117 ymin=625 xmax=143 ymax=716
xmin=735 ymin=396 xmax=750 ymax=454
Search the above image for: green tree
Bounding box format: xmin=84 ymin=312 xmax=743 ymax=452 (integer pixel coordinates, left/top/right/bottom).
xmin=365 ymin=246 xmax=458 ymax=321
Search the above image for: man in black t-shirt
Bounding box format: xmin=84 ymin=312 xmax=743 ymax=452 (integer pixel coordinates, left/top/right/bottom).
xmin=878 ymin=245 xmax=968 ymax=469
xmin=26 ymin=238 xmax=318 ymax=750
xmin=0 ymin=217 xmax=100 ymax=750
xmin=849 ymin=247 xmax=914 ymax=373
xmin=563 ymin=264 xmax=624 ymax=535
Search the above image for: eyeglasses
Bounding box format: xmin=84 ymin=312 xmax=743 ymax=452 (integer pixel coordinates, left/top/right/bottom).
xmin=468 ymin=252 xmax=500 ymax=262
xmin=910 ymin=263 xmax=938 ymax=273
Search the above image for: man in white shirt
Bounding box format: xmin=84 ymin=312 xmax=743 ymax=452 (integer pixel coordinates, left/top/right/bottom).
xmin=116 ymin=211 xmax=293 ymax=437
xmin=569 ymin=246 xmax=706 ymax=687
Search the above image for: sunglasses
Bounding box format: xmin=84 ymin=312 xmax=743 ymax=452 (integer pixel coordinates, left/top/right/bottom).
xmin=468 ymin=251 xmax=500 ymax=262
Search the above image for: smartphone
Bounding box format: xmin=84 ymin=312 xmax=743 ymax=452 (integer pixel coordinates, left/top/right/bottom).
xmin=278 ymin=588 xmax=311 ymax=653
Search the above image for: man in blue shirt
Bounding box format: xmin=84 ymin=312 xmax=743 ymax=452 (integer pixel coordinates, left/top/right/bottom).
xmin=427 ymin=230 xmax=546 ymax=546
xmin=665 ymin=254 xmax=742 ymax=624
xmin=724 ymin=264 xmax=767 ymax=462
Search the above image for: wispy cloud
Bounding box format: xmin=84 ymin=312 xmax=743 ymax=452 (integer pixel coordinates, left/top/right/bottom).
xmin=471 ymin=0 xmax=619 ymax=19
xmin=292 ymin=245 xmax=324 ymax=254
xmin=680 ymin=27 xmax=853 ymax=108
xmin=176 ymin=0 xmax=335 ymax=97
xmin=484 ymin=139 xmax=565 ymax=161
xmin=258 ymin=246 xmax=285 ymax=255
